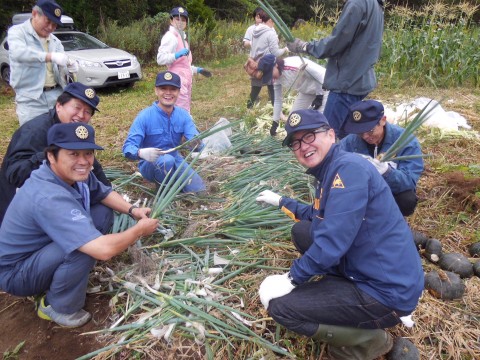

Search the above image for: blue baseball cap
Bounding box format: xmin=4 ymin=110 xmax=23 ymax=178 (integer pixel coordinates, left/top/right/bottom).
xmin=155 ymin=71 xmax=181 ymax=88
xmin=282 ymin=109 xmax=331 ymax=146
xmin=257 ymin=54 xmax=276 ymax=85
xmin=344 ymin=100 xmax=385 ymax=134
xmin=62 ymin=82 xmax=100 ymax=111
xmin=36 ymin=0 xmax=63 ymax=26
xmin=170 ymin=7 xmax=189 ymax=19
xmin=48 ymin=123 xmax=103 ymax=150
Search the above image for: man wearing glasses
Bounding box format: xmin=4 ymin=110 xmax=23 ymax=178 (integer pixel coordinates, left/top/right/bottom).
xmin=255 ymin=109 xmax=423 ymax=359
xmin=340 ymin=100 xmax=424 ymax=216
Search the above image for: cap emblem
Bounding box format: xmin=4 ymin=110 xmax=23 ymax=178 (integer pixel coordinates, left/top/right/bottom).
xmin=75 ymin=126 xmax=89 ymax=140
xmin=353 ymin=111 xmax=362 ymax=122
xmin=289 ymin=113 xmax=301 ymax=127
xmin=54 ymin=8 xmax=61 ymax=17
xmin=178 ymin=7 xmax=185 ymax=13
xmin=85 ymin=88 xmax=95 ymax=99
xmin=164 ymin=72 xmax=173 ymax=80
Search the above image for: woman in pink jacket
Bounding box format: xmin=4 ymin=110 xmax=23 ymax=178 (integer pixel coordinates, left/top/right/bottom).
xmin=156 ymin=7 xmax=211 ymax=113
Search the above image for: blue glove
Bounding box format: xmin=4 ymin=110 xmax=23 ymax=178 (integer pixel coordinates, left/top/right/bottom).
xmin=174 ymin=48 xmax=189 ymax=59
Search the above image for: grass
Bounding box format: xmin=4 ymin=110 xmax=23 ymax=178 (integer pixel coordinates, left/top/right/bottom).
xmin=1 ymin=29 xmax=480 ymax=360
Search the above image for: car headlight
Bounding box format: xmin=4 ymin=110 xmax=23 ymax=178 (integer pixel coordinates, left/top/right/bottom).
xmin=132 ymin=56 xmax=138 ymax=66
xmin=78 ymin=60 xmax=102 ymax=68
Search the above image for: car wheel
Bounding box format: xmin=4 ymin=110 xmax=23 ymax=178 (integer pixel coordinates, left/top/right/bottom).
xmin=1 ymin=66 xmax=10 ymax=84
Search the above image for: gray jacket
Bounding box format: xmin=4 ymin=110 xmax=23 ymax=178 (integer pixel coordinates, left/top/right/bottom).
xmin=249 ymin=24 xmax=286 ymax=61
xmin=307 ymin=0 xmax=384 ymax=95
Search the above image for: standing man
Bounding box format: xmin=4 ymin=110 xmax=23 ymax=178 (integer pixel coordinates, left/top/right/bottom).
xmin=255 ymin=109 xmax=423 ymax=359
xmin=0 ymin=123 xmax=159 ymax=327
xmin=247 ymin=9 xmax=287 ymax=109
xmin=287 ymin=0 xmax=384 ymax=139
xmin=7 ymin=0 xmax=78 ymax=125
xmin=123 ymin=71 xmax=206 ymax=193
xmin=341 ymin=100 xmax=424 ymax=216
xmin=271 ymin=56 xmax=329 ymax=136
xmin=0 ymin=82 xmax=111 ymax=229
xmin=156 ymin=6 xmax=211 ymax=113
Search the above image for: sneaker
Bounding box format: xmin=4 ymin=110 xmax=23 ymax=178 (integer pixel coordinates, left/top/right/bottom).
xmin=37 ymin=296 xmax=91 ymax=327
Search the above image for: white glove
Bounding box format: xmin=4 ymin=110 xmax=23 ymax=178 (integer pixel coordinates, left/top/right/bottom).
xmin=50 ymin=52 xmax=68 ymax=66
xmin=67 ymin=58 xmax=79 ymax=73
xmin=256 ymin=190 xmax=281 ymax=207
xmin=138 ymin=148 xmax=163 ymax=162
xmin=360 ymin=155 xmax=390 ymax=175
xmin=259 ymin=272 xmax=296 ymax=309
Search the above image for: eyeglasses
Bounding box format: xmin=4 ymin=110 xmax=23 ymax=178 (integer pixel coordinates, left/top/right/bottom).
xmin=288 ymin=129 xmax=329 ymax=151
xmin=361 ymin=124 xmax=380 ymax=136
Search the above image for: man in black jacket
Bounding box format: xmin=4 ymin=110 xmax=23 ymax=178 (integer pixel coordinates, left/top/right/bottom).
xmin=0 ymin=82 xmax=112 ymax=231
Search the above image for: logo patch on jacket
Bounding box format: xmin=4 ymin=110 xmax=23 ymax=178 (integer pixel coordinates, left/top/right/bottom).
xmin=332 ymin=173 xmax=345 ymax=188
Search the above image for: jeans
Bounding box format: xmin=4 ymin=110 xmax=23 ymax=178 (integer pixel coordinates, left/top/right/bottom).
xmin=269 ymin=220 xmax=405 ymax=336
xmin=323 ymin=92 xmax=366 ymax=139
xmin=139 ymin=153 xmax=205 ymax=193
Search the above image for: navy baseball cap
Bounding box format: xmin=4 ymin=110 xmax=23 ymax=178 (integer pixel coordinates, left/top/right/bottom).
xmin=282 ymin=109 xmax=331 ymax=146
xmin=155 ymin=71 xmax=181 ymax=88
xmin=62 ymin=82 xmax=100 ymax=112
xmin=36 ymin=0 xmax=63 ymax=26
xmin=344 ymin=100 xmax=385 ymax=134
xmin=48 ymin=123 xmax=103 ymax=150
xmin=257 ymin=54 xmax=276 ymax=85
xmin=170 ymin=7 xmax=189 ymax=18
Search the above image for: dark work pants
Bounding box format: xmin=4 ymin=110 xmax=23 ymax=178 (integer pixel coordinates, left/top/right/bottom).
xmin=394 ymin=190 xmax=418 ymax=217
xmin=268 ymin=220 xmax=405 ymax=336
xmin=247 ymin=85 xmax=274 ymax=108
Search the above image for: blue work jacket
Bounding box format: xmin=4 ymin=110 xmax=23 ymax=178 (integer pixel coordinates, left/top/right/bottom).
xmin=280 ymin=144 xmax=424 ymax=313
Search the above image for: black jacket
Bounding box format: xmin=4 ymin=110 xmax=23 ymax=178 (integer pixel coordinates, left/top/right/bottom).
xmin=0 ymin=109 xmax=110 ymax=225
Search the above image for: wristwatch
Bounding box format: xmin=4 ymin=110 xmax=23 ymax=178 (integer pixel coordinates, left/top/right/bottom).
xmin=128 ymin=205 xmax=139 ymax=219
xmin=287 ymin=272 xmax=298 ymax=286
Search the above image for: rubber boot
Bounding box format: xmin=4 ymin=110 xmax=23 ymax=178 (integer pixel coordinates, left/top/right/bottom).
xmin=312 ymin=324 xmax=393 ymax=360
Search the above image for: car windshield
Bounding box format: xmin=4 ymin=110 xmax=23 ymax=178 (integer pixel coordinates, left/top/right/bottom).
xmin=55 ymin=32 xmax=109 ymax=51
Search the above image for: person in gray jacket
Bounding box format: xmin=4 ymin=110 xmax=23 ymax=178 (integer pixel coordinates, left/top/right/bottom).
xmin=7 ymin=0 xmax=78 ymax=125
xmin=247 ymin=9 xmax=288 ymax=109
xmin=287 ymin=0 xmax=384 ymax=139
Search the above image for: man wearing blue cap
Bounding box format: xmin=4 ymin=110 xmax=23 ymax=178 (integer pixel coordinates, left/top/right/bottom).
xmin=255 ymin=109 xmax=423 ymax=359
xmin=7 ymin=0 xmax=79 ymax=125
xmin=0 ymin=83 xmax=111 ymax=229
xmin=123 ymin=71 xmax=206 ymax=193
xmin=156 ymin=6 xmax=212 ymax=113
xmin=340 ymin=99 xmax=424 ymax=216
xmin=0 ymin=123 xmax=159 ymax=327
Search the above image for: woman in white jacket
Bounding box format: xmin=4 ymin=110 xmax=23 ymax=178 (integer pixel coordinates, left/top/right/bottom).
xmin=270 ymin=56 xmax=329 ymax=135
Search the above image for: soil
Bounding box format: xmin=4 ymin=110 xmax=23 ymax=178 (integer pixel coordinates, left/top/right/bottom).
xmin=0 ymin=292 xmax=112 ymax=360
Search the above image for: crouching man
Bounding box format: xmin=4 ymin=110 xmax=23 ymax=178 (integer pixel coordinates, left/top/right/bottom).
xmin=0 ymin=123 xmax=158 ymax=327
xmin=256 ymin=109 xmax=424 ymax=359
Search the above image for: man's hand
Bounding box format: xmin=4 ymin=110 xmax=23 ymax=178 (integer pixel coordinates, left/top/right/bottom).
xmin=256 ymin=190 xmax=281 ymax=207
xmin=67 ymin=58 xmax=79 ymax=73
xmin=130 ymin=207 xmax=152 ymax=220
xmin=287 ymin=38 xmax=308 ymax=53
xmin=198 ymin=68 xmax=212 ymax=78
xmin=51 ymin=52 xmax=68 ymax=66
xmin=258 ymin=272 xmax=296 ymax=309
xmin=360 ymin=155 xmax=390 ymax=175
xmin=310 ymin=95 xmax=324 ymax=110
xmin=136 ymin=218 xmax=159 ymax=237
xmin=138 ymin=148 xmax=163 ymax=162
xmin=175 ymin=48 xmax=189 ymax=59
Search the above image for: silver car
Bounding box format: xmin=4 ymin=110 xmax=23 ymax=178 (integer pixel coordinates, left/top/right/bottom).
xmin=0 ymin=14 xmax=142 ymax=88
